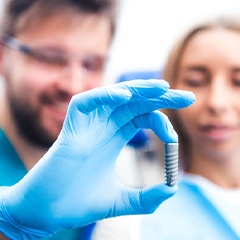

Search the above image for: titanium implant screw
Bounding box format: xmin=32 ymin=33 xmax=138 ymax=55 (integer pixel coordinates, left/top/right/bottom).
xmin=164 ymin=143 xmax=179 ymax=187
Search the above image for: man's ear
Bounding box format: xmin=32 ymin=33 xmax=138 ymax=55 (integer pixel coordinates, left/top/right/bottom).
xmin=0 ymin=42 xmax=7 ymax=76
xmin=0 ymin=232 xmax=9 ymax=240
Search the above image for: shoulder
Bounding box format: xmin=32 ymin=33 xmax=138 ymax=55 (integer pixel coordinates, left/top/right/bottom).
xmin=140 ymin=180 xmax=234 ymax=240
xmin=0 ymin=128 xmax=27 ymax=186
xmin=140 ymin=180 xmax=206 ymax=235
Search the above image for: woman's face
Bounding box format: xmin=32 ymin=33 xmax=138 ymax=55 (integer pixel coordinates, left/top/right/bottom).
xmin=174 ymin=28 xmax=240 ymax=159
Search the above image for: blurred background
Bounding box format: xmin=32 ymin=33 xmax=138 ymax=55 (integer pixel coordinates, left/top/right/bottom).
xmin=104 ymin=0 xmax=240 ymax=84
xmin=0 ymin=0 xmax=240 ymax=88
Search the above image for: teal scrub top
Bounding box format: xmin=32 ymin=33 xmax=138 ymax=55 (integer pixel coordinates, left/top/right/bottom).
xmin=0 ymin=128 xmax=84 ymax=239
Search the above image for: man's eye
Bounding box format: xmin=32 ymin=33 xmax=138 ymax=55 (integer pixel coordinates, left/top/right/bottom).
xmin=82 ymin=60 xmax=104 ymax=72
xmin=32 ymin=51 xmax=67 ymax=66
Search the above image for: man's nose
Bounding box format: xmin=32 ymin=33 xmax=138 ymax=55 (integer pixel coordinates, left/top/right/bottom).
xmin=58 ymin=63 xmax=90 ymax=95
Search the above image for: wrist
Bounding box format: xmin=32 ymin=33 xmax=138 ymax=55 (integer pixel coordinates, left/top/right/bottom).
xmin=0 ymin=192 xmax=49 ymax=240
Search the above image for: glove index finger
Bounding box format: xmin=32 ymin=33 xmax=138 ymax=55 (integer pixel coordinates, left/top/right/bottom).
xmin=68 ymin=79 xmax=171 ymax=114
xmin=117 ymin=79 xmax=170 ymax=99
xmin=159 ymin=89 xmax=196 ymax=109
xmin=70 ymin=87 xmax=132 ymax=114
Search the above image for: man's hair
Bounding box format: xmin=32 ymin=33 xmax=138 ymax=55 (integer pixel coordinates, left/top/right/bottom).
xmin=0 ymin=0 xmax=119 ymax=37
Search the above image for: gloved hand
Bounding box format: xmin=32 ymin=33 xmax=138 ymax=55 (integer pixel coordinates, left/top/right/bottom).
xmin=0 ymin=79 xmax=195 ymax=239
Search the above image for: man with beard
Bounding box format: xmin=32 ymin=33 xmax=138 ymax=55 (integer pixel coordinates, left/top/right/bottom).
xmin=0 ymin=0 xmax=118 ymax=238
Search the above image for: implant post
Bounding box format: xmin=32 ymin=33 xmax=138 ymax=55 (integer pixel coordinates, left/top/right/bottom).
xmin=164 ymin=143 xmax=179 ymax=187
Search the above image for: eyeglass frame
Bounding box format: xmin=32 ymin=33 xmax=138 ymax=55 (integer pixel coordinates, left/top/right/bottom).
xmin=0 ymin=34 xmax=107 ymax=79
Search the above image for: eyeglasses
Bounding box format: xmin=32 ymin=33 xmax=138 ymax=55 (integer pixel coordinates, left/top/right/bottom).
xmin=1 ymin=34 xmax=106 ymax=80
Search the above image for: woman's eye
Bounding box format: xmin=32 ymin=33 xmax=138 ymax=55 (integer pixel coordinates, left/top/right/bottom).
xmin=232 ymin=78 xmax=240 ymax=86
xmin=178 ymin=69 xmax=208 ymax=88
xmin=182 ymin=78 xmax=205 ymax=87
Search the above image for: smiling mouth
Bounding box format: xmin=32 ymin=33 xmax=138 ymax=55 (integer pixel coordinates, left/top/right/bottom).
xmin=40 ymin=92 xmax=71 ymax=113
xmin=201 ymin=125 xmax=233 ymax=131
xmin=44 ymin=102 xmax=70 ymax=122
xmin=199 ymin=124 xmax=238 ymax=140
xmin=53 ymin=102 xmax=69 ymax=113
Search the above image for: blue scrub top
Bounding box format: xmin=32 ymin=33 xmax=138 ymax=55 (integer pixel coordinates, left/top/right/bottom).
xmin=140 ymin=179 xmax=240 ymax=240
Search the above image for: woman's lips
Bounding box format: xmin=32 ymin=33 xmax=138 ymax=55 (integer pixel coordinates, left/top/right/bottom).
xmin=199 ymin=124 xmax=238 ymax=141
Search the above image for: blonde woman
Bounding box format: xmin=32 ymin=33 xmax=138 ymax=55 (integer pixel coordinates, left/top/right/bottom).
xmin=141 ymin=14 xmax=240 ymax=240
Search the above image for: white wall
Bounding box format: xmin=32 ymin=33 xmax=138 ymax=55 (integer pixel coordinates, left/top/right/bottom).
xmin=104 ymin=0 xmax=240 ymax=84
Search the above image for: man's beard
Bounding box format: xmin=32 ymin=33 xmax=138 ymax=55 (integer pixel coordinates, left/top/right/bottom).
xmin=8 ymin=94 xmax=57 ymax=149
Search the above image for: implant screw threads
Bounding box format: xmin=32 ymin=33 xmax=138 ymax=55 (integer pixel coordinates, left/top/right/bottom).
xmin=164 ymin=143 xmax=179 ymax=187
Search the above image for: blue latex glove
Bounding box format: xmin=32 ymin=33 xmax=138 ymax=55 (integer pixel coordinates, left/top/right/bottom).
xmin=0 ymin=79 xmax=195 ymax=239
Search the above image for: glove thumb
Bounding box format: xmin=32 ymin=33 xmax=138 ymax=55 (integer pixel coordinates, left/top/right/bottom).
xmin=139 ymin=184 xmax=177 ymax=213
xmin=121 ymin=184 xmax=177 ymax=216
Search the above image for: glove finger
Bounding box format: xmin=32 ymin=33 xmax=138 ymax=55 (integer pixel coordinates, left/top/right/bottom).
xmin=115 ymin=184 xmax=177 ymax=216
xmin=111 ymin=90 xmax=195 ymax=128
xmin=133 ymin=111 xmax=178 ymax=143
xmin=114 ymin=79 xmax=169 ymax=99
xmin=69 ymin=79 xmax=170 ymax=114
xmin=70 ymin=87 xmax=132 ymax=114
xmin=117 ymin=111 xmax=177 ymax=146
xmin=137 ymin=184 xmax=177 ymax=214
xmin=159 ymin=89 xmax=196 ymax=109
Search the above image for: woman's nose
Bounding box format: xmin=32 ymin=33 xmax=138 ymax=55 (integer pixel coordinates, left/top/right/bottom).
xmin=206 ymin=76 xmax=230 ymax=114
